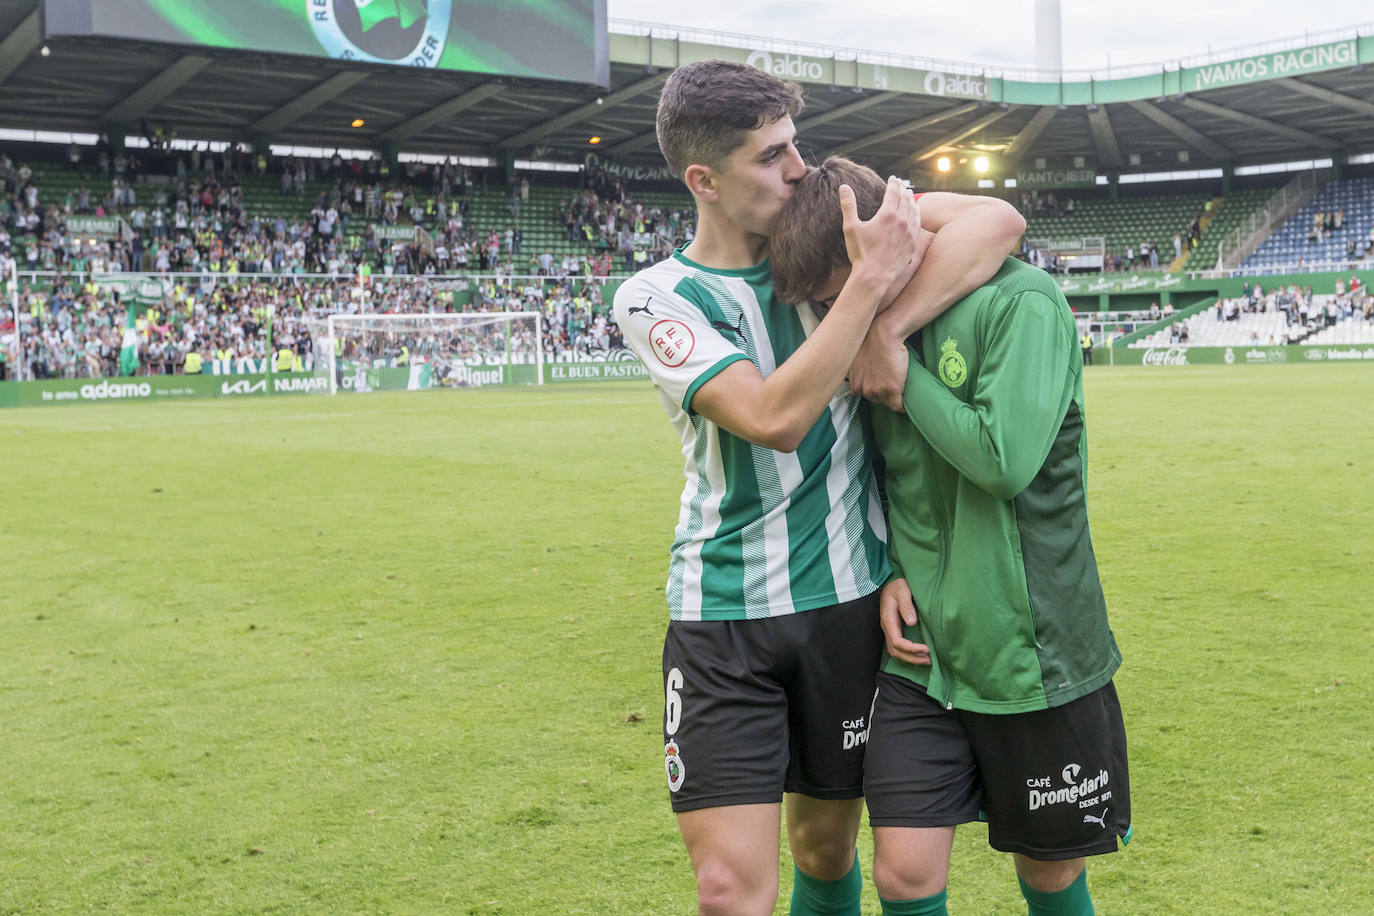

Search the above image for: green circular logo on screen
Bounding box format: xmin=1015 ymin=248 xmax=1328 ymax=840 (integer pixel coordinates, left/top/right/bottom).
xmin=309 ymin=0 xmax=451 ymax=67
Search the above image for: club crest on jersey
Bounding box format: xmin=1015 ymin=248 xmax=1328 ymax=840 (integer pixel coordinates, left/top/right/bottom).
xmin=650 ymin=319 xmax=695 ymax=368
xmin=665 ymin=739 xmax=686 ymax=792
xmin=938 ymin=337 xmax=968 ymax=388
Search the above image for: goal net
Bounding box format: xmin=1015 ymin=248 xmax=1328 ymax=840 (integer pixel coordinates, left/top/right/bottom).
xmin=305 ymin=312 xmax=544 ymax=394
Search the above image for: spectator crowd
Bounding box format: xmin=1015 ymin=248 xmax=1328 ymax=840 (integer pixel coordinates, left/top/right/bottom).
xmin=0 ymin=268 xmax=624 ymax=382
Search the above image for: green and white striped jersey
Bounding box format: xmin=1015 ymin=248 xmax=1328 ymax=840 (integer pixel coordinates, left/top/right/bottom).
xmin=613 ymin=250 xmax=889 ymax=621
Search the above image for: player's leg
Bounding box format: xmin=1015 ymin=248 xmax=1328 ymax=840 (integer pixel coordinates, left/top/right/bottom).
xmin=662 ymin=620 xmax=793 ymax=914
xmin=871 ymin=826 xmax=955 ymax=913
xmin=864 ymin=672 xmax=983 ymax=916
xmin=678 ymin=804 xmax=783 ymax=916
xmin=781 ymin=595 xmax=885 ymax=915
xmin=785 ymin=795 xmax=864 ymax=914
xmin=786 ymin=794 xmax=863 ymax=878
xmin=1013 ymin=855 xmax=1085 ymax=892
xmin=1013 ymin=855 xmax=1092 ymax=916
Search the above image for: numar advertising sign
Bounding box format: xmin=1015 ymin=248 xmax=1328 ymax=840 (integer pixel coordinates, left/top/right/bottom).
xmin=5 ymin=372 xmax=321 ymax=407
xmin=0 ymin=358 xmax=656 ymax=408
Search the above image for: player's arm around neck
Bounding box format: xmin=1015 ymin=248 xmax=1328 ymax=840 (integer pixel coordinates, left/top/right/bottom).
xmin=692 ymin=176 xmax=919 ymax=453
xmin=850 ymin=193 xmax=1026 ymax=408
xmin=879 ymin=193 xmax=1025 ymax=337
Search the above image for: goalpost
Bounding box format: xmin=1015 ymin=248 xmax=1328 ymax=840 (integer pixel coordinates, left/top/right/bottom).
xmin=306 ymin=311 xmax=545 ymax=394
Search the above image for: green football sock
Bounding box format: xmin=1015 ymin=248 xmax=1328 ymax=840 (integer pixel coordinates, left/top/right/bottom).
xmin=789 ymin=852 xmax=862 ymax=916
xmin=1018 ymin=869 xmax=1094 ymax=916
xmin=879 ymin=888 xmax=949 ymax=915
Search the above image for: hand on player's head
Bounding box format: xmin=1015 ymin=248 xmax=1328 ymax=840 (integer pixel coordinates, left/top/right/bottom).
xmin=839 ymin=175 xmax=919 ymax=290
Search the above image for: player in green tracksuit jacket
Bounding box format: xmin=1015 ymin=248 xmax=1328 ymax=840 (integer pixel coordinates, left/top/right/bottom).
xmin=771 ymin=157 xmax=1130 ymax=916
xmin=871 ymin=254 xmax=1121 ymax=714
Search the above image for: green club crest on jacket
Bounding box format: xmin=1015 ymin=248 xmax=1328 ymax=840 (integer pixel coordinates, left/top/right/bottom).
xmin=938 ymin=337 xmax=967 ymax=388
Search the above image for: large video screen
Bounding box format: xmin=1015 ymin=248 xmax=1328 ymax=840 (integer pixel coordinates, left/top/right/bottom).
xmin=42 ymin=0 xmax=609 ymax=87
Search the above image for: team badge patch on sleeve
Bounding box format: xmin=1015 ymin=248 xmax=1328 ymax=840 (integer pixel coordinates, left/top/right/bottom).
xmin=665 ymin=739 xmax=686 ymax=792
xmin=650 ymin=320 xmax=695 ymax=367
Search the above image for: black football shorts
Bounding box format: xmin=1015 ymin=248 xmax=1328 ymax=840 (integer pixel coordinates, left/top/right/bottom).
xmin=660 ymin=593 xmax=884 ymax=813
xmin=864 ymin=672 xmax=1131 ymax=860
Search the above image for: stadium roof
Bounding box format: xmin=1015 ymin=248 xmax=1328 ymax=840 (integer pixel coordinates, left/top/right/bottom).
xmin=1 ymin=1 xmax=1372 ymax=187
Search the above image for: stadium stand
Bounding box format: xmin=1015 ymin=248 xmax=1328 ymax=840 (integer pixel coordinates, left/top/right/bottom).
xmin=1182 ymin=188 xmax=1272 ymax=273
xmin=0 ymin=270 xmax=620 ymax=381
xmin=1129 ymin=284 xmax=1371 ymax=348
xmin=1241 ymin=177 xmax=1374 ymax=273
xmin=0 ymin=144 xmax=690 ymax=279
xmin=2 ymin=138 xmax=1368 ymax=384
xmin=1020 ymin=191 xmax=1207 ymax=272
xmin=0 ymin=142 xmax=707 ymax=381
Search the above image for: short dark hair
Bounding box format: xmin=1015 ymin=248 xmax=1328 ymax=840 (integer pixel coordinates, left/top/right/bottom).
xmin=656 ymin=60 xmax=804 ymax=181
xmin=770 ymin=156 xmax=886 ymax=307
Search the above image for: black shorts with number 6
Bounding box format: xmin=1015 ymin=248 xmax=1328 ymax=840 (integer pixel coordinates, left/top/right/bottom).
xmin=660 ymin=593 xmax=883 ymax=813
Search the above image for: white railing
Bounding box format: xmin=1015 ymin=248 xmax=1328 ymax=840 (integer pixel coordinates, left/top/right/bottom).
xmin=1190 ymin=257 xmax=1374 ymax=280
xmin=609 ymin=18 xmax=1374 ymax=83
xmin=1216 ymin=169 xmax=1328 ymax=270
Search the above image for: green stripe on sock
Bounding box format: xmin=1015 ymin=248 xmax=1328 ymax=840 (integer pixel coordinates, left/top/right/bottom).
xmin=1019 ymin=869 xmax=1094 ymax=916
xmin=789 ymin=853 xmax=862 ymax=916
xmin=879 ymin=888 xmax=948 ymax=915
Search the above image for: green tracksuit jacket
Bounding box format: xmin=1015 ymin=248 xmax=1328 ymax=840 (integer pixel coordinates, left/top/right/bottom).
xmin=871 ymin=258 xmax=1121 ymax=714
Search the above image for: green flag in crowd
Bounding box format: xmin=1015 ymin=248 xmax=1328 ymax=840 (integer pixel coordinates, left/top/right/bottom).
xmin=119 ymin=306 xmax=139 ymax=376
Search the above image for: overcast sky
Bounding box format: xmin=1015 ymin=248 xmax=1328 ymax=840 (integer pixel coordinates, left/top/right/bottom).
xmin=606 ymin=1 xmax=1370 ymax=75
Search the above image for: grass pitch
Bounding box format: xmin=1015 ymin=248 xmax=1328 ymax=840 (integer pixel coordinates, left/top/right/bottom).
xmin=2 ymin=365 xmax=1371 ymax=914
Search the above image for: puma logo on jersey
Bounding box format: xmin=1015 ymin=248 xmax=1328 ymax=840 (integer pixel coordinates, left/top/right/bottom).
xmin=711 ymin=317 xmax=746 ymax=342
xmin=628 ymin=298 xmax=655 ymax=318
